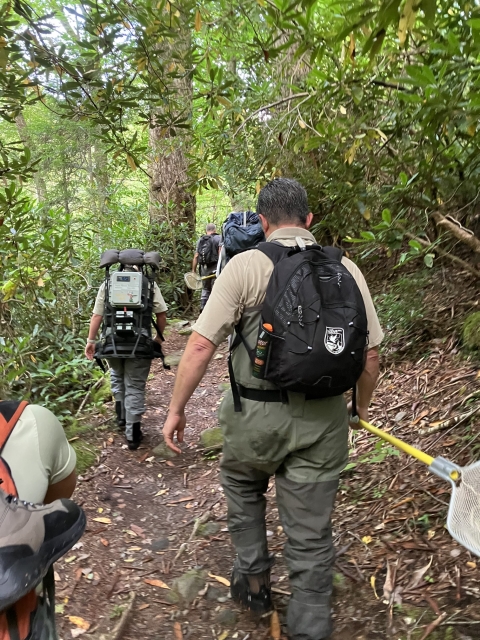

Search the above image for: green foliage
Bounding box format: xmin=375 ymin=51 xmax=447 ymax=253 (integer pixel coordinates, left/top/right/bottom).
xmin=2 ymin=0 xmax=480 ymax=422
xmin=64 ymin=420 xmax=99 ymax=473
xmin=463 ymin=312 xmax=480 ymax=350
xmin=373 ymin=272 xmax=430 ymax=352
xmin=147 ymin=219 xmax=194 ymax=316
xmin=344 ymin=440 xmax=401 ymax=471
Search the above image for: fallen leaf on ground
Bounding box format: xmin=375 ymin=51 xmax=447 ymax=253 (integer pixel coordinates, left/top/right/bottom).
xmin=173 ymin=621 xmax=183 ymax=639
xmin=144 ymin=578 xmax=170 ymax=589
xmin=100 ymin=538 xmax=109 ymax=547
xmin=271 ymin=610 xmax=281 ymax=639
xmin=130 ymin=524 xmax=145 ymax=537
xmin=405 ymin=557 xmax=433 ymax=591
xmin=208 ymin=573 xmax=230 ymax=587
xmin=67 ymin=616 xmax=90 ymax=630
xmin=361 ymin=535 xmax=372 ymax=544
xmin=71 ymin=630 xmax=87 ymax=639
xmin=138 ymin=603 xmax=150 ymax=611
xmin=155 ymin=489 xmax=169 ymax=496
xmin=64 ymin=556 xmax=76 ymax=564
xmin=370 ymin=575 xmax=379 ymax=599
xmin=93 ymin=517 xmax=111 ymax=524
xmin=218 ymin=632 xmax=229 ymax=640
xmin=412 ymin=410 xmax=429 ymax=425
xmin=166 ymin=461 xmax=175 ymax=467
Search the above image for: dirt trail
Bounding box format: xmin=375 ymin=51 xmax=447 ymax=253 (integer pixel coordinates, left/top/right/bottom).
xmin=56 ymin=327 xmax=479 ymax=640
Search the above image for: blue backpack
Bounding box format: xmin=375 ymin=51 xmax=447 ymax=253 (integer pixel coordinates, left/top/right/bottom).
xmin=222 ymin=211 xmax=265 ymax=262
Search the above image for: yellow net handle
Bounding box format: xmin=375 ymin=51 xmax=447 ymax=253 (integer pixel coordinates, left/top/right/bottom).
xmin=359 ymin=419 xmax=434 ymax=467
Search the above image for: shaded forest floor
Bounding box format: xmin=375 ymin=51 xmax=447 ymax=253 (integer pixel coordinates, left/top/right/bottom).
xmin=56 ymin=261 xmax=480 ymax=640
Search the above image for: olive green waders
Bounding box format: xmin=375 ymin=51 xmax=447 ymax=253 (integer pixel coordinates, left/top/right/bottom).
xmin=219 ymin=381 xmax=348 ymax=640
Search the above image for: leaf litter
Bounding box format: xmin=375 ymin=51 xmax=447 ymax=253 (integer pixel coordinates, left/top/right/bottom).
xmin=55 ymin=317 xmax=480 ymax=639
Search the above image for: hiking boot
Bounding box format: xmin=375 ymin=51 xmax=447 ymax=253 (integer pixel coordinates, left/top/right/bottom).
xmin=230 ymin=568 xmax=273 ymax=614
xmin=115 ymin=401 xmax=126 ymax=431
xmin=127 ymin=422 xmax=143 ymax=451
xmin=0 ymin=492 xmax=86 ymax=611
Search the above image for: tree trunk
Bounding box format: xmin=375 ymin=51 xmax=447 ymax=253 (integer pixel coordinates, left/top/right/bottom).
xmin=148 ymin=11 xmax=195 ymax=231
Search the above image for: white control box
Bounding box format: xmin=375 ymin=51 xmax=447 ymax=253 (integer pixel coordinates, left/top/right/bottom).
xmin=109 ymin=272 xmax=143 ymax=308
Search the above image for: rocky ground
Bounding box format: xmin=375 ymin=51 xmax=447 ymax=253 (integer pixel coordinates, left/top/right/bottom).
xmin=56 ymin=324 xmax=480 ymax=640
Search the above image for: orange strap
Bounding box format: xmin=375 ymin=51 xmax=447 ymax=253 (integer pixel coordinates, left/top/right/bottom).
xmin=0 ymin=401 xmax=28 ymax=453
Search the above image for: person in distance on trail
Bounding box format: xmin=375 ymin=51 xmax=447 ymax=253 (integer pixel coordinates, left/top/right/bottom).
xmin=162 ymin=178 xmax=383 ymax=640
xmin=85 ymin=252 xmax=168 ymax=451
xmin=192 ymin=223 xmax=221 ymax=311
xmin=0 ymin=400 xmax=85 ymax=639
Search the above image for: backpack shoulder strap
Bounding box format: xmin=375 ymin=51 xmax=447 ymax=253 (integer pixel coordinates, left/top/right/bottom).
xmin=0 ymin=401 xmax=26 ymax=498
xmin=256 ymin=241 xmax=291 ymax=265
xmin=321 ymin=246 xmax=344 ymax=262
xmin=0 ymin=401 xmax=28 ymax=453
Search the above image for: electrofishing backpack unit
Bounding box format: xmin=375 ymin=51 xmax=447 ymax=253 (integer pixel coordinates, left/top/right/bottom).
xmin=0 ymin=401 xmax=56 ymax=640
xmin=197 ymin=234 xmax=219 ymax=266
xmin=218 ymin=211 xmax=265 ymax=273
xmin=94 ymin=249 xmax=169 ymax=368
xmin=229 ymin=241 xmax=369 ymax=412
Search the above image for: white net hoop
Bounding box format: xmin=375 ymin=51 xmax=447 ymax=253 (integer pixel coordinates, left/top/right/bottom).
xmin=184 ymin=272 xmax=202 ymax=291
xmin=447 ymin=461 xmax=480 ymax=557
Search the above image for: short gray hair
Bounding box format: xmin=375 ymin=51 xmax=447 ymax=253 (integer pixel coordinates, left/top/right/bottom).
xmin=206 ymin=223 xmax=216 ymax=233
xmin=257 ymin=178 xmax=309 ymax=226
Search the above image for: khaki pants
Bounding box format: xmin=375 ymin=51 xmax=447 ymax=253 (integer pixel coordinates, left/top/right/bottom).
xmin=219 ymin=390 xmax=348 ymax=640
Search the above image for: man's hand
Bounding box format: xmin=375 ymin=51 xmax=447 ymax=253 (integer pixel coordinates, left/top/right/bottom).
xmin=154 ymin=334 xmax=163 ymax=345
xmin=85 ymin=342 xmax=95 ymax=360
xmin=163 ymin=411 xmax=186 ymax=454
xmin=347 ymin=402 xmax=369 ymax=430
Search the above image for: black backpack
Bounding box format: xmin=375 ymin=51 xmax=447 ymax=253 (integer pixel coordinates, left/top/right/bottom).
xmin=230 ymin=242 xmax=368 ymax=411
xmin=197 ymin=234 xmax=219 ymax=266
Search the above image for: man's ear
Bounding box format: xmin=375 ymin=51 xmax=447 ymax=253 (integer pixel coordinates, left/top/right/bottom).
xmin=259 ymin=214 xmax=269 ymax=235
xmin=305 ymin=212 xmax=314 ymax=230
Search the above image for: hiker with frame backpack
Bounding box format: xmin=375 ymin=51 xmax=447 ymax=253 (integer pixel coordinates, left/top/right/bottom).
xmin=85 ymin=249 xmax=168 ymax=450
xmin=192 ymin=223 xmax=221 ymax=310
xmin=162 ymin=178 xmax=384 ymax=640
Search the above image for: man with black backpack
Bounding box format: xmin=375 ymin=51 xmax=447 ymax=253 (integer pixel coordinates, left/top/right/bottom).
xmin=162 ymin=179 xmax=383 ymax=640
xmin=192 ymin=223 xmax=221 ymax=310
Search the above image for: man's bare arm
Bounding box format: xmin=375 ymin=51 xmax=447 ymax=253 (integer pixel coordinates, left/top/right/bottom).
xmin=85 ymin=313 xmax=103 ymax=359
xmin=156 ymin=311 xmax=167 ymax=335
xmin=44 ymin=470 xmax=77 ymax=503
xmin=192 ymin=253 xmax=199 ymax=272
xmin=163 ymin=332 xmax=217 ymax=453
xmin=352 ymin=346 xmax=380 ymax=424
